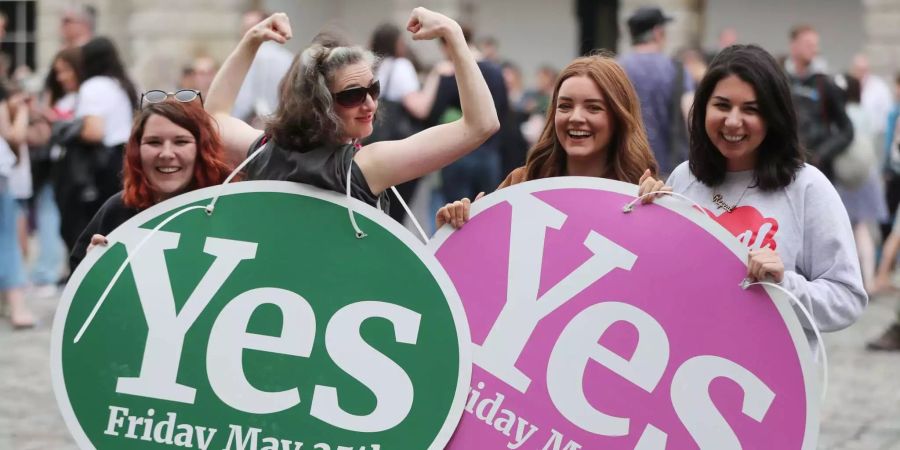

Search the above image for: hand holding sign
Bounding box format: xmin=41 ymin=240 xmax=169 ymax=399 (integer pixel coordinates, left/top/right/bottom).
xmin=748 ymin=247 xmax=786 ymax=283
xmin=52 ymin=182 xmax=472 ymax=450
xmin=430 ymin=178 xmax=819 ymax=450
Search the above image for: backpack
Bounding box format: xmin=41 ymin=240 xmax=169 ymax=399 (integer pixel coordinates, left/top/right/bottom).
xmin=834 ymin=105 xmax=876 ymax=187
xmin=791 ymin=74 xmax=832 ymax=162
xmin=365 ymin=59 xmax=423 ymax=144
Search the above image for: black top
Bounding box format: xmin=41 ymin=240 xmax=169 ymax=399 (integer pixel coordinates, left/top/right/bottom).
xmin=69 ymin=192 xmax=139 ymax=271
xmin=243 ymin=135 xmax=387 ymax=210
xmin=429 ymin=60 xmax=509 ymax=153
xmin=788 ymin=71 xmax=853 ymax=177
xmin=69 ymin=137 xmax=388 ymax=271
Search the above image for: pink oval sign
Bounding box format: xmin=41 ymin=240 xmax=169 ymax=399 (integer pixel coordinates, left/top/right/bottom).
xmin=428 ymin=178 xmax=818 ymax=450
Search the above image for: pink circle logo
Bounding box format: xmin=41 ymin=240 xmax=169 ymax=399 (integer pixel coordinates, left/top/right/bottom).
xmin=428 ymin=178 xmax=818 ymax=449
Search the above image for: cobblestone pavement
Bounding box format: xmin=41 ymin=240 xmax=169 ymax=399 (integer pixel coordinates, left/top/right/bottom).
xmin=1 ymin=289 xmax=898 ymax=449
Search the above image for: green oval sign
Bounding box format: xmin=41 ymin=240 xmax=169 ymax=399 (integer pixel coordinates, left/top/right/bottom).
xmin=51 ymin=181 xmax=471 ymax=450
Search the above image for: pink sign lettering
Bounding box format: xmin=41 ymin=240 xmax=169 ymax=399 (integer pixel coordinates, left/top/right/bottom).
xmin=428 ymin=178 xmax=818 ymax=450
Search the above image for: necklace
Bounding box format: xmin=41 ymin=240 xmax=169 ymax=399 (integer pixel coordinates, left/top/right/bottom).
xmin=712 ymin=183 xmax=751 ymax=213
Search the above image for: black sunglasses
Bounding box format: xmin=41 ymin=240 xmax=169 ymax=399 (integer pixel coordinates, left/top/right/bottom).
xmin=140 ymin=89 xmax=203 ymax=109
xmin=332 ymin=80 xmax=380 ymax=108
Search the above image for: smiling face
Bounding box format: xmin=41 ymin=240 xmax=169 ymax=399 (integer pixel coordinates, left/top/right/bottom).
xmin=139 ymin=114 xmax=198 ymax=202
xmin=331 ymin=62 xmax=377 ymax=141
xmin=554 ymin=75 xmax=614 ymax=163
xmin=705 ymin=74 xmax=767 ymax=171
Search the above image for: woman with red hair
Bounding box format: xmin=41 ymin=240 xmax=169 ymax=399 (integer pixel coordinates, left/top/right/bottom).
xmin=69 ymin=97 xmax=232 ymax=269
xmin=435 ymin=53 xmax=661 ymax=228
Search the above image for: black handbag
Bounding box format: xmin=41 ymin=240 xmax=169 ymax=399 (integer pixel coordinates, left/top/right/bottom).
xmin=365 ymin=59 xmax=423 ymax=143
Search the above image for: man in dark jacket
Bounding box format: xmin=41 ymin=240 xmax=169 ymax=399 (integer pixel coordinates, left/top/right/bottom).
xmin=785 ymin=24 xmax=853 ymax=180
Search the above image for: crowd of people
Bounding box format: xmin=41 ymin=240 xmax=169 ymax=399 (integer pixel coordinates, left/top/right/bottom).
xmin=0 ymin=4 xmax=898 ymax=352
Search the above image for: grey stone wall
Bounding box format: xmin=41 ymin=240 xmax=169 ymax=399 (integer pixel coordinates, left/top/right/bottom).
xmin=863 ymin=0 xmax=900 ymax=78
xmin=31 ymin=1 xmax=900 ymax=87
xmin=36 ymin=0 xmax=244 ymax=90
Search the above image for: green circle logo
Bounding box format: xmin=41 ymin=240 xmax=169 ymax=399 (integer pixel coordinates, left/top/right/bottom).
xmin=51 ymin=181 xmax=471 ymax=450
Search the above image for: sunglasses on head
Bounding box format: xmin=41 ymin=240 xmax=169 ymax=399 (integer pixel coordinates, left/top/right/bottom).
xmin=332 ymin=80 xmax=380 ymax=108
xmin=140 ymin=89 xmax=203 ymax=109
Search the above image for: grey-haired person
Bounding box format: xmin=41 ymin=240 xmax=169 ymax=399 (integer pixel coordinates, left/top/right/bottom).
xmin=205 ymin=8 xmax=499 ymax=209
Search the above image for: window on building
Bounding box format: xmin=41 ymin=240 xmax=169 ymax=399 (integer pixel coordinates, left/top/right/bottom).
xmin=0 ymin=1 xmax=37 ymax=78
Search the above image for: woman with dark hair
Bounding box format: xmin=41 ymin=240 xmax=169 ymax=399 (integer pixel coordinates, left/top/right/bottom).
xmin=57 ymin=37 xmax=138 ymax=252
xmin=205 ymin=8 xmax=498 ymax=210
xmin=45 ymin=47 xmax=83 ymax=109
xmin=25 ymin=47 xmax=83 ymax=294
xmin=640 ymin=44 xmax=866 ymax=346
xmin=437 ymin=53 xmax=659 ymax=228
xmin=78 ymin=37 xmax=139 ymax=144
xmin=69 ymin=98 xmax=232 ymax=270
xmin=368 ymin=22 xmax=426 ymax=224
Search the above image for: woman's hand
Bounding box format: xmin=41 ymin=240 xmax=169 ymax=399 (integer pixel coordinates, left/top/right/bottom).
xmin=748 ymin=248 xmax=785 ymax=283
xmin=436 ymin=192 xmax=484 ymax=229
xmin=406 ymin=7 xmax=459 ymax=41
xmin=245 ymin=12 xmax=292 ymax=45
xmin=637 ymin=169 xmax=671 ymax=204
xmin=86 ymin=234 xmax=108 ymax=254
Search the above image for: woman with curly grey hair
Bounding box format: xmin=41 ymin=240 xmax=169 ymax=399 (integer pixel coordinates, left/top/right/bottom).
xmin=205 ymin=8 xmax=499 ymax=208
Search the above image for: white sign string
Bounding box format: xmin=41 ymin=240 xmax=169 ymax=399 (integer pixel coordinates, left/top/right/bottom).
xmin=623 ymin=190 xmax=713 ymax=218
xmin=623 ymin=189 xmax=828 ymax=403
xmin=390 ymin=185 xmax=429 ymax=244
xmin=76 ymin=140 xmax=429 ymax=342
xmin=74 ymin=142 xmax=266 ymax=344
xmin=72 ymin=205 xmax=207 ymax=344
xmin=742 ymin=279 xmax=828 ymax=403
xmin=345 ymin=158 xmax=368 ymax=239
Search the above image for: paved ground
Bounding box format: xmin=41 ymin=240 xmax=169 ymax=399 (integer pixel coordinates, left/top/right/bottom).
xmin=1 ymin=288 xmax=899 ymax=449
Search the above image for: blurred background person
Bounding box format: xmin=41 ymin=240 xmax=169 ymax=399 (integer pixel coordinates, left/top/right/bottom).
xmin=620 ymin=6 xmax=693 ymax=177
xmin=850 ymin=53 xmax=892 ymax=149
xmin=499 ymin=61 xmax=529 ymax=177
xmin=0 ymin=90 xmax=34 ymax=329
xmin=785 ymin=24 xmax=853 ymax=180
xmin=231 ymin=8 xmax=293 ymax=126
xmin=477 ymin=35 xmax=501 ymax=64
xmin=706 ymin=27 xmax=739 ymax=61
xmin=60 ymin=3 xmax=96 ymax=49
xmin=833 ymin=73 xmax=886 ymax=294
xmin=24 ymin=48 xmax=82 ymax=294
xmin=520 ymin=64 xmax=557 ymax=147
xmin=367 ymin=22 xmax=425 ymax=225
xmin=420 ymin=25 xmax=508 ymax=208
xmin=56 ymin=37 xmax=137 ymax=253
xmin=190 ymin=55 xmax=218 ymax=99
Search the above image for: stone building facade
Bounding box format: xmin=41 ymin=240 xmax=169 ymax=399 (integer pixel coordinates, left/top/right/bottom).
xmin=22 ymin=0 xmax=900 ymax=90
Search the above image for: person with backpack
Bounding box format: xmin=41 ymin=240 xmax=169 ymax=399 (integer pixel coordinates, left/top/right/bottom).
xmin=638 ymin=45 xmax=866 ymax=352
xmin=367 ymin=23 xmax=425 ymax=225
xmin=784 ymin=24 xmax=853 ymax=180
xmin=832 ymin=73 xmax=887 ymax=294
xmin=619 ymin=6 xmax=694 ymax=177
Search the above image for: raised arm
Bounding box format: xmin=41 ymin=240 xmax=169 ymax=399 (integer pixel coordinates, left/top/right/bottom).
xmin=355 ymin=7 xmax=500 ymax=195
xmin=206 ymin=13 xmax=292 ymax=163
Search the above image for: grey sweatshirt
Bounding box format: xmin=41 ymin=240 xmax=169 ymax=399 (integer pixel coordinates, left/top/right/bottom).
xmin=667 ymin=162 xmax=867 ymax=348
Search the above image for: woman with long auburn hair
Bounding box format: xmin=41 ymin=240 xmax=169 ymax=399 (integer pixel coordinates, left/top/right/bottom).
xmin=121 ymin=101 xmax=231 ymax=210
xmin=69 ymin=98 xmax=233 ymax=270
xmin=436 ymin=53 xmax=660 ymax=228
